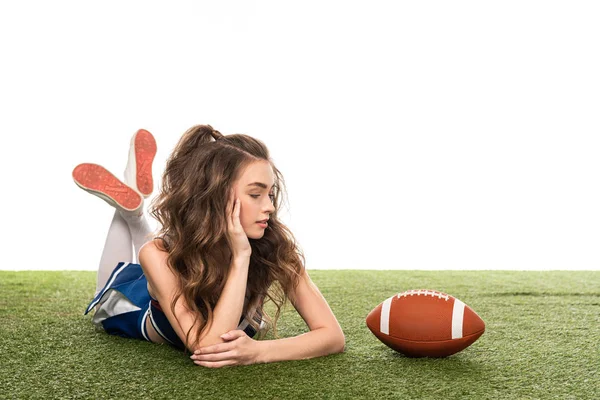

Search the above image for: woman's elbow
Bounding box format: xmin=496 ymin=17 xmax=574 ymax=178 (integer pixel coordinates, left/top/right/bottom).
xmin=332 ymin=330 xmax=346 ymax=354
xmin=338 ymin=334 xmax=346 ymax=353
xmin=188 ymin=333 xmax=228 ymax=353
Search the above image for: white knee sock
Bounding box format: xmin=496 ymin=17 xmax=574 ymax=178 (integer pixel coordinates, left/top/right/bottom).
xmin=122 ymin=152 xmax=154 ymax=262
xmin=118 ymin=206 xmax=154 ymax=264
xmin=95 ymin=210 xmax=133 ymax=296
xmin=95 ymin=208 xmax=153 ymax=297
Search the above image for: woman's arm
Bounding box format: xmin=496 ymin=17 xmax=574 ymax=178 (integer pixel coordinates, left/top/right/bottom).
xmin=192 ymin=267 xmax=345 ymax=367
xmin=139 ymin=239 xmax=250 ymax=351
xmin=257 ymin=268 xmax=346 ymax=363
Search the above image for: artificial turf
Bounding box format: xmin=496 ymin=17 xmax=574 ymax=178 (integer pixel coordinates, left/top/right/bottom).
xmin=0 ymin=270 xmax=598 ymax=399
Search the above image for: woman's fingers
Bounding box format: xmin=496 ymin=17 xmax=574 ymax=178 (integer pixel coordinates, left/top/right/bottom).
xmin=194 ymin=359 xmax=236 ymax=368
xmin=194 ymin=341 xmax=233 ymax=355
xmin=193 ymin=350 xmax=237 ymax=362
xmin=226 ymin=188 xmax=241 ymax=230
xmin=233 ymin=198 xmax=241 ymax=229
xmin=226 ymin=189 xmax=235 ymax=228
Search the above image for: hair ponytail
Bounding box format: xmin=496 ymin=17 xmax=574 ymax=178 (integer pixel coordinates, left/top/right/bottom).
xmin=172 ymin=124 xmax=222 ymax=158
xmin=209 ymin=126 xmax=224 ymax=141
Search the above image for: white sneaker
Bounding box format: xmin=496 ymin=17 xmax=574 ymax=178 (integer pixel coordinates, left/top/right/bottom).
xmin=73 ymin=163 xmax=143 ymax=213
xmin=124 ymin=129 xmax=157 ymax=198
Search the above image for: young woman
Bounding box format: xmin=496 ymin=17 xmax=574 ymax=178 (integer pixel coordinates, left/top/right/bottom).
xmin=72 ymin=125 xmax=345 ymax=368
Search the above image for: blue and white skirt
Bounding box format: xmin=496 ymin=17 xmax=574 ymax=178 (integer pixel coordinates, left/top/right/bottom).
xmin=85 ymin=262 xmax=154 ymax=342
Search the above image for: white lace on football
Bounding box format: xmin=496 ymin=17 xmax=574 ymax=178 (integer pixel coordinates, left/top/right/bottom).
xmin=396 ymin=289 xmax=450 ymax=301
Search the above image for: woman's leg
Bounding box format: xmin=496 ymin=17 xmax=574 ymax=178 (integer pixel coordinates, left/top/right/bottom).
xmin=77 ymin=128 xmax=157 ymax=295
xmin=120 ymin=128 xmax=157 ymax=263
xmin=118 ymin=207 xmax=154 ymax=265
xmin=95 ymin=209 xmax=134 ymax=296
xmin=95 ymin=205 xmax=154 ymax=296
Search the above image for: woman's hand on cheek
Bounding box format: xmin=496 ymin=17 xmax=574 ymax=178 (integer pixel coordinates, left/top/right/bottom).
xmin=227 ymin=190 xmax=252 ymax=259
xmin=190 ymin=330 xmax=263 ymax=368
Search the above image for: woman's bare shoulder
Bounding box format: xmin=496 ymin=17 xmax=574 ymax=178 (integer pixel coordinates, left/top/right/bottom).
xmin=139 ymin=239 xmax=169 ymax=272
xmin=140 ymin=237 xmax=168 ymax=253
xmin=140 ymin=238 xmax=178 ymax=298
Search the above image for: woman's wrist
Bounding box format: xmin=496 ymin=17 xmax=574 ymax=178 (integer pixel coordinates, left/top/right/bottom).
xmin=255 ymin=339 xmax=269 ymax=364
xmin=232 ymin=254 xmax=251 ymax=268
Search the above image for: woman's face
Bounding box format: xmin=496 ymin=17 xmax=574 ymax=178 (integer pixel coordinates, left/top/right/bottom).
xmin=231 ymin=161 xmax=277 ymax=239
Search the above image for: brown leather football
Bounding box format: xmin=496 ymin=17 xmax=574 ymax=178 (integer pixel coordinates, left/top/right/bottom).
xmin=366 ymin=289 xmax=485 ymax=357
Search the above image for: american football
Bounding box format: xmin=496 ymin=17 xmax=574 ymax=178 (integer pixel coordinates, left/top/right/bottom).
xmin=366 ymin=289 xmax=485 ymax=357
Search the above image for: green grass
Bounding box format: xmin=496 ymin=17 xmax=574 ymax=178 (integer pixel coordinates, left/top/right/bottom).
xmin=1 ymin=270 xmax=598 ymax=399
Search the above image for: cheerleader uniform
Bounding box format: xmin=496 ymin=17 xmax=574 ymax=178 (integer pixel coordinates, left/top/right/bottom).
xmin=85 ymin=261 xmax=264 ymax=350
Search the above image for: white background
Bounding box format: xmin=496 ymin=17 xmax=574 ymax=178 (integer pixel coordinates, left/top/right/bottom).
xmin=1 ymin=1 xmax=599 ymax=271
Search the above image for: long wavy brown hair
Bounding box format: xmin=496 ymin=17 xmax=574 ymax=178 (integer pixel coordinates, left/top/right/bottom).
xmin=148 ymin=124 xmax=305 ymax=350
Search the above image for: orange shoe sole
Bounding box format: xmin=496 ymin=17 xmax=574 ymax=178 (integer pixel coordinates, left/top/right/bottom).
xmin=72 ymin=163 xmax=143 ymax=211
xmin=133 ymin=129 xmax=157 ymax=197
